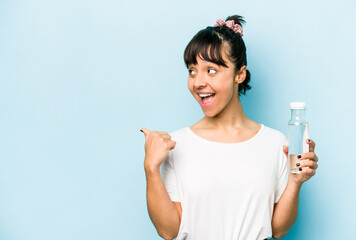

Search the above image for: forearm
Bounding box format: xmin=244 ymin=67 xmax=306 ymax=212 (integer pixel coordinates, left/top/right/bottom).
xmin=145 ymin=165 xmax=180 ymax=240
xmin=272 ymin=177 xmax=302 ymax=238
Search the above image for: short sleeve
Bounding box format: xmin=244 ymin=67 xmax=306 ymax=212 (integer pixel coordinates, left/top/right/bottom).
xmin=160 ymin=150 xmax=180 ymax=202
xmin=274 ymin=135 xmax=289 ymax=203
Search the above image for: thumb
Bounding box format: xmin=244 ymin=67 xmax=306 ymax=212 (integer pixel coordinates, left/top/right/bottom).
xmin=283 ymin=145 xmax=288 ymax=158
xmin=140 ymin=128 xmax=151 ymax=139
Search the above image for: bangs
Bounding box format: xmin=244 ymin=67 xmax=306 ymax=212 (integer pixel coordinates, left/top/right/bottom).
xmin=184 ymin=27 xmax=228 ymax=68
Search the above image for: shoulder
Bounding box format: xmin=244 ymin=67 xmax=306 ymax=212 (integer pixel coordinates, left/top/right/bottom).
xmin=168 ymin=127 xmax=189 ymax=139
xmin=261 ymin=124 xmax=287 ymax=144
xmin=165 ymin=127 xmax=192 ymax=159
xmin=167 ymin=127 xmax=195 ymax=150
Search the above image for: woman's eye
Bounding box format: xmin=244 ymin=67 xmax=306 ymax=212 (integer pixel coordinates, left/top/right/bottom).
xmin=208 ymin=69 xmax=217 ymax=74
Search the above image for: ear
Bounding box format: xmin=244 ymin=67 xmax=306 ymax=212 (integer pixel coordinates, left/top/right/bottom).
xmin=234 ymin=65 xmax=247 ymax=84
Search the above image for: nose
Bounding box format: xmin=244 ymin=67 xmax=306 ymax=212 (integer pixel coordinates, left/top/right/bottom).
xmin=194 ymin=73 xmax=207 ymax=88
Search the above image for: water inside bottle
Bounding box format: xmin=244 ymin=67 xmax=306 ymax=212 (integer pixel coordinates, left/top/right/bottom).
xmin=288 ymin=154 xmax=302 ymax=174
xmin=288 ymin=122 xmax=309 ymax=174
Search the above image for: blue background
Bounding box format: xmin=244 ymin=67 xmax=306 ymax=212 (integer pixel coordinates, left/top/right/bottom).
xmin=0 ymin=0 xmax=355 ymax=239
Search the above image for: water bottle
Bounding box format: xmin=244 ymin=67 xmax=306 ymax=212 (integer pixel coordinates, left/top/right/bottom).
xmin=287 ymin=102 xmax=309 ymax=174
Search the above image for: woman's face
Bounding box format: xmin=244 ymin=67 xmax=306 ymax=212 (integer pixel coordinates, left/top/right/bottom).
xmin=187 ymin=45 xmax=243 ymax=117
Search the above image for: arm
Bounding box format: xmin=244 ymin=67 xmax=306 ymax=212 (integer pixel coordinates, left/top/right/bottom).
xmin=140 ymin=128 xmax=180 ymax=239
xmin=271 ymin=177 xmax=302 ymax=239
xmin=272 ymin=139 xmax=319 ymax=238
xmin=145 ymin=165 xmax=180 ymax=240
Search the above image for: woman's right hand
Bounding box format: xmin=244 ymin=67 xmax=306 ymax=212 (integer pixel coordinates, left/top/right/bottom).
xmin=140 ymin=128 xmax=176 ymax=171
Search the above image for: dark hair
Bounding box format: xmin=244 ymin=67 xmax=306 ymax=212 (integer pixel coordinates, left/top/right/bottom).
xmin=183 ymin=15 xmax=251 ymax=96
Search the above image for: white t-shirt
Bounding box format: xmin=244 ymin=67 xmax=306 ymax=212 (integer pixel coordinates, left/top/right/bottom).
xmin=160 ymin=124 xmax=289 ymax=240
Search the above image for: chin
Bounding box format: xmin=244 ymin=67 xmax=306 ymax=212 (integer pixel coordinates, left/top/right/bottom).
xmin=202 ymin=109 xmax=218 ymax=118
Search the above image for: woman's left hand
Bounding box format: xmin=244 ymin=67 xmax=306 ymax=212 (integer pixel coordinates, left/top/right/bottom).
xmin=283 ymin=139 xmax=319 ymax=185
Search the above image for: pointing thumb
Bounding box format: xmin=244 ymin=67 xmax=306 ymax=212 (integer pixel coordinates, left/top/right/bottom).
xmin=140 ymin=128 xmax=150 ymax=139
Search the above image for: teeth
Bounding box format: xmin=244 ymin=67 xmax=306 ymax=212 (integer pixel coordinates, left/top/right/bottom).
xmin=198 ymin=93 xmax=214 ymax=97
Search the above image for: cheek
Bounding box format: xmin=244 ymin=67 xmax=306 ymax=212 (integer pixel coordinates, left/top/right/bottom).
xmin=216 ymin=80 xmax=234 ymax=99
xmin=187 ymin=80 xmax=194 ymax=93
xmin=187 ymin=80 xmax=199 ymax=100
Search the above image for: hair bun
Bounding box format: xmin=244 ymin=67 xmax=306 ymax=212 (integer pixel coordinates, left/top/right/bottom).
xmin=225 ymin=15 xmax=246 ymax=29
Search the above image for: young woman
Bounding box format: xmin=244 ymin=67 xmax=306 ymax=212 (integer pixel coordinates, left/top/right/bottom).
xmin=141 ymin=15 xmax=319 ymax=240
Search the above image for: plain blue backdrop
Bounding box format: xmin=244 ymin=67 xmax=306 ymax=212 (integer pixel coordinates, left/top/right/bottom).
xmin=0 ymin=0 xmax=355 ymax=239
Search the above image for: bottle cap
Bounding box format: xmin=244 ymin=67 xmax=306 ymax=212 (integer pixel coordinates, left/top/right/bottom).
xmin=290 ymin=102 xmax=306 ymax=109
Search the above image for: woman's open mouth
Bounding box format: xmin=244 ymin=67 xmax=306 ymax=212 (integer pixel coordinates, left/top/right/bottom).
xmin=198 ymin=93 xmax=216 ymax=107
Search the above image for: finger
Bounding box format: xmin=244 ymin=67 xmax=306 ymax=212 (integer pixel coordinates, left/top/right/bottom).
xmin=140 ymin=128 xmax=151 ymax=140
xmin=167 ymin=140 xmax=176 ymax=150
xmin=161 ymin=134 xmax=172 ymax=140
xmin=296 ymin=160 xmax=318 ymax=169
xmin=307 ymin=138 xmax=316 ymax=152
xmin=300 ymin=167 xmax=315 ymax=176
xmin=297 ymin=152 xmax=317 ymax=162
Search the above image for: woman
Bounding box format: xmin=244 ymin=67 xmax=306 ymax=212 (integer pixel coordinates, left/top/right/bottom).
xmin=141 ymin=15 xmax=318 ymax=240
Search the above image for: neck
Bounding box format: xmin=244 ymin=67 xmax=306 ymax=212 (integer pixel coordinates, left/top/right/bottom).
xmin=203 ymin=85 xmax=251 ymax=130
xmin=290 ymin=109 xmax=306 ymax=122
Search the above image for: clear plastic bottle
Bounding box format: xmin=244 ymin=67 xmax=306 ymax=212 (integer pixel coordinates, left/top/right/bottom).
xmin=287 ymin=102 xmax=309 ymax=174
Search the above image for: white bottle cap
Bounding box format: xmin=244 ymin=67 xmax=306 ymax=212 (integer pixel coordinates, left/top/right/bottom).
xmin=290 ymin=102 xmax=306 ymax=109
